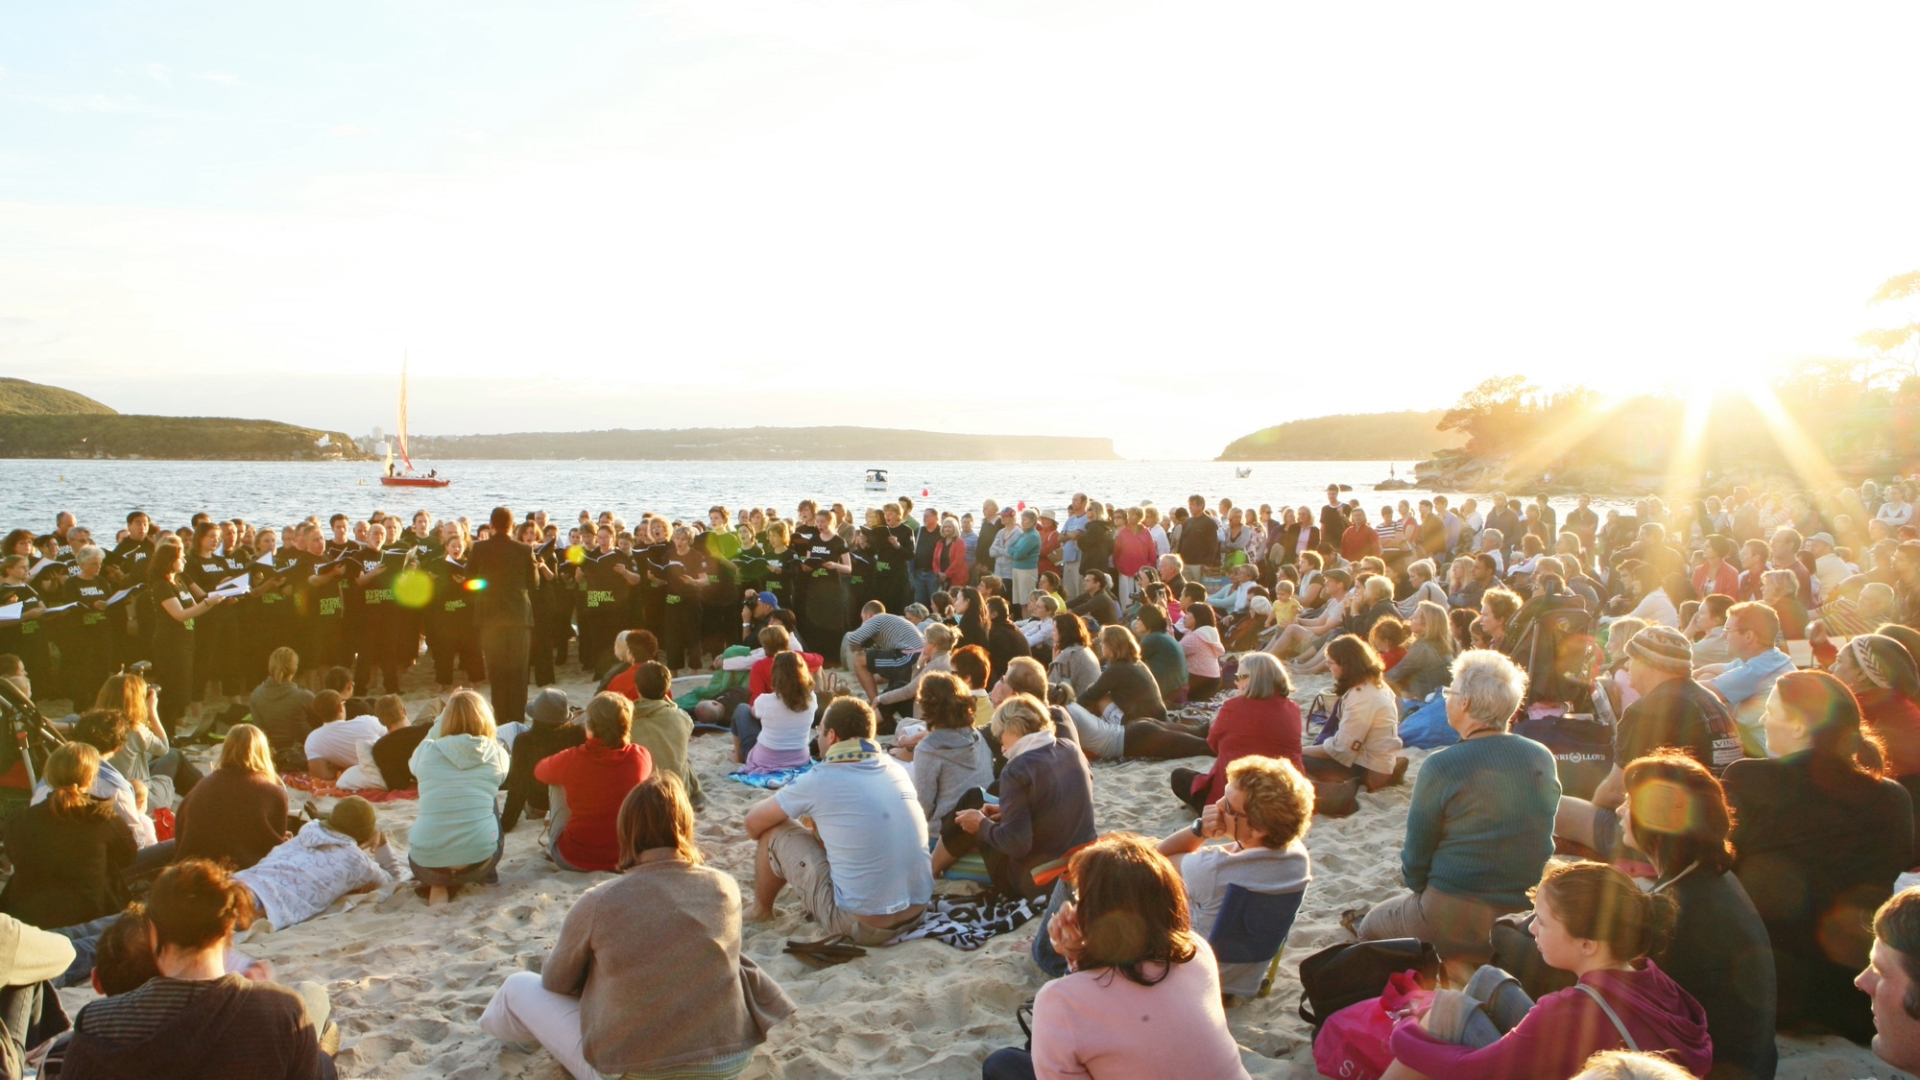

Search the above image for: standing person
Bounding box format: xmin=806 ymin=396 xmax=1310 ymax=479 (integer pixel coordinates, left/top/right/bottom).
xmin=980 ymin=834 xmax=1253 ymax=1080
xmin=425 ymin=533 xmax=483 ymax=690
xmin=468 ymin=507 xmax=538 ymax=725
xmin=1724 ymin=671 xmax=1913 ymax=1045
xmin=480 ymin=774 xmax=794 ymax=1080
xmin=147 ymin=538 xmax=233 ymax=737
xmin=796 ymin=510 xmax=851 ymax=660
xmin=1007 ymin=511 xmax=1042 ymax=604
xmin=1060 ymin=494 xmax=1089 ymax=601
xmin=662 ymin=527 xmax=712 ymax=674
xmin=61 ymin=544 xmax=117 ymax=708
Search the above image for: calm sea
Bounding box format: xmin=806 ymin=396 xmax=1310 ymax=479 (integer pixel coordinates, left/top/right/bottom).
xmin=4 ymin=458 xmax=1626 ymax=533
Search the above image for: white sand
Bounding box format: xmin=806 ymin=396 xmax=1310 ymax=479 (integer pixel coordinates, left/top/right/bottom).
xmin=54 ymin=665 xmax=1906 ymax=1079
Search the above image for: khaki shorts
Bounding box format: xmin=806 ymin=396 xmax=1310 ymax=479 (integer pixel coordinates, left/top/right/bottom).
xmin=765 ymin=822 xmax=910 ymax=947
xmin=1357 ymin=888 xmax=1520 ymax=966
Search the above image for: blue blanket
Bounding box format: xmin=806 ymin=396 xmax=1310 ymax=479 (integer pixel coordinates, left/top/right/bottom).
xmin=727 ymin=764 xmax=813 ymax=789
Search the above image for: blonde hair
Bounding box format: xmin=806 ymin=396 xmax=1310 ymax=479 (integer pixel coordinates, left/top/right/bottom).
xmin=93 ymin=672 xmax=151 ymax=733
xmin=46 ymin=743 xmax=111 ymax=821
xmin=218 ymin=724 xmax=278 ymax=781
xmin=922 ymin=622 xmax=957 ymax=654
xmin=1413 ymin=601 xmax=1454 ymax=658
xmin=1362 ymin=575 xmax=1394 ymax=604
xmin=989 ymin=693 xmax=1052 ymax=739
xmin=1225 ymin=755 xmax=1314 ymax=849
xmin=267 ymin=647 xmax=299 ymax=684
xmin=436 ymin=690 xmax=497 ymax=739
xmin=1571 ymin=1050 xmax=1699 ymax=1080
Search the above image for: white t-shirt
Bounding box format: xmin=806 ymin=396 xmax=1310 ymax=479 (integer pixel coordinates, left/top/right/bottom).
xmin=305 ymin=716 xmax=389 ymax=767
xmin=752 ymin=693 xmax=817 ymax=754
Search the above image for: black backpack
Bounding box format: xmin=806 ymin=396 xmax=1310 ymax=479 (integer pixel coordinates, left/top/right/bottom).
xmin=1512 ymin=712 xmax=1615 ymax=800
xmin=1296 ymin=937 xmax=1440 ymax=1030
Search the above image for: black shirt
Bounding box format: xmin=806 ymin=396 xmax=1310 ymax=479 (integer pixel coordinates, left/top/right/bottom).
xmin=465 ymin=535 xmax=537 ymax=628
xmin=1656 ymin=866 xmax=1778 ymax=1080
xmin=1615 ymin=676 xmax=1745 ymax=776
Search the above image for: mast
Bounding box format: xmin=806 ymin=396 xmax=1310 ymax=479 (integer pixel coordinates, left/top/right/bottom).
xmin=397 ymin=352 xmax=413 ymax=472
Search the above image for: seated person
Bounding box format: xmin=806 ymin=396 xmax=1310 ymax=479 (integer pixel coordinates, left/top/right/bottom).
xmin=1155 ymin=755 xmax=1313 ymax=998
xmin=1066 ymin=571 xmax=1122 ymax=626
xmin=843 ymin=602 xmax=926 ymax=702
xmin=1695 ymin=601 xmax=1794 ymax=757
xmin=1300 ymin=635 xmax=1406 ymax=791
xmin=599 ymin=629 xmax=657 ymax=700
xmin=627 ymin=661 xmax=703 ymax=808
xmin=1173 ymin=653 xmax=1302 ymax=812
xmin=744 ymin=698 xmax=933 ymax=946
xmin=734 ymin=652 xmax=817 ymax=772
xmin=408 ymin=692 xmax=512 ymax=904
xmin=48 ymin=709 xmax=160 ymax=851
xmin=874 ymin=621 xmax=958 ymax=722
xmin=901 ymin=672 xmax=993 ymax=822
xmin=1381 ymin=861 xmax=1711 ymax=1080
xmin=174 ymin=724 xmax=289 ymax=871
xmin=1131 ymin=604 xmax=1189 ymax=707
xmin=480 ymin=774 xmax=794 ymax=1080
xmin=931 ymin=694 xmax=1097 ymax=899
xmin=1358 ymin=650 xmax=1559 ymax=982
xmin=984 ymin=835 xmax=1253 ymax=1080
xmin=2 ymin=743 xmax=135 ymax=929
xmin=302 ymin=693 xmax=394 ymax=782
xmin=500 ymin=689 xmax=585 ymax=830
xmin=60 ymin=859 xmax=339 ymax=1079
xmin=1861 ymin=887 xmax=1920 ymax=1076
xmin=331 ymin=696 xmax=419 ymax=791
xmin=249 ymin=646 xmax=316 ymax=760
xmin=233 ymin=797 xmax=401 ymax=931
xmin=535 ymin=692 xmax=653 ymax=873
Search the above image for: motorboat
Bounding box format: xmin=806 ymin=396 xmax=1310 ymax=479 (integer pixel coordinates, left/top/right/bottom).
xmin=864 ymin=468 xmax=888 ymax=491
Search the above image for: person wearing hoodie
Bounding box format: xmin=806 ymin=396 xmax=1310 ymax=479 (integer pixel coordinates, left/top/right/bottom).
xmin=628 ymin=661 xmax=703 ymax=810
xmin=250 ymin=647 xmax=316 ymax=761
xmin=535 ymin=692 xmax=653 ymax=873
xmin=905 ymin=672 xmax=993 ymax=822
xmin=408 ymin=691 xmax=512 ymax=905
xmin=61 ymin=859 xmax=338 ymax=1080
xmin=233 ymin=797 xmax=401 ymax=930
xmin=1382 ymin=861 xmax=1712 ymax=1080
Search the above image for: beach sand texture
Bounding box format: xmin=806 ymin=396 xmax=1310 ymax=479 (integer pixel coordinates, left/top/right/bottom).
xmin=56 ymin=666 xmax=1903 ymax=1080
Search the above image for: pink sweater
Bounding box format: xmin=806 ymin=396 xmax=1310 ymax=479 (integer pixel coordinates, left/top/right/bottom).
xmin=1031 ymin=939 xmax=1250 ymax=1080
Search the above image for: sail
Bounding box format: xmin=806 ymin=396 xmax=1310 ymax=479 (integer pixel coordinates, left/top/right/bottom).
xmin=396 ymin=356 xmax=413 ymax=471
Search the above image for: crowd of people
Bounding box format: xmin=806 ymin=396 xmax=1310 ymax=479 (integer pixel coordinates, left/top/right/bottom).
xmin=0 ymin=477 xmax=1919 ymax=1077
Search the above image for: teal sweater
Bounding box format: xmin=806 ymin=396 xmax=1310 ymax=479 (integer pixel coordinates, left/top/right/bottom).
xmin=1007 ymin=529 xmax=1041 ymax=571
xmin=1402 ymin=733 xmax=1560 ymax=909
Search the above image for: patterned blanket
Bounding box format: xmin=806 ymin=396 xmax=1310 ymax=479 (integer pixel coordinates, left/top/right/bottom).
xmin=884 ymin=892 xmax=1049 ymax=950
xmin=283 ymin=774 xmax=419 ymax=802
xmin=727 ymin=764 xmax=813 ymax=790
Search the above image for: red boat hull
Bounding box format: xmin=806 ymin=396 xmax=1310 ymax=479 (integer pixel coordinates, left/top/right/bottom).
xmin=379 ymin=476 xmax=451 ymax=488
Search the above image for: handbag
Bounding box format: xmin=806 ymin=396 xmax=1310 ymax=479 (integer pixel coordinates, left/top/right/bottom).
xmin=1305 ymin=692 xmax=1340 ymax=745
xmin=1297 ymin=937 xmax=1441 ymax=1030
xmin=1311 ymin=970 xmax=1434 ymax=1080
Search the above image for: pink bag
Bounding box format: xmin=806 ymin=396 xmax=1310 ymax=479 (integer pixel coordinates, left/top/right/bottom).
xmin=1312 ymin=970 xmax=1434 ymax=1080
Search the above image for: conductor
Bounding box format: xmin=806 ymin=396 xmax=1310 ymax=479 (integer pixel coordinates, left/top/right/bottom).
xmin=467 ymin=506 xmax=538 ymax=722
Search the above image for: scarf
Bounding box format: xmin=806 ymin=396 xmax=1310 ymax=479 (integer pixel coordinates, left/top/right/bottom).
xmin=822 ymin=737 xmax=884 ymax=764
xmin=1005 ymin=731 xmax=1056 ymax=762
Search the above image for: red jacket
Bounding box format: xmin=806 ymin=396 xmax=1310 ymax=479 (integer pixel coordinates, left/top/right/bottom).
xmin=1341 ymin=525 xmax=1381 ymax=562
xmin=534 ymin=739 xmax=652 ymax=871
xmin=933 ymin=538 xmax=969 ymax=587
xmin=1190 ymin=695 xmax=1303 ymax=804
xmin=749 ymin=651 xmax=824 ymax=699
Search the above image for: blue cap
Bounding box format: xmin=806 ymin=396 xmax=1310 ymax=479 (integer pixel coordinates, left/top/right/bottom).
xmin=756 ymin=591 xmax=779 ymax=609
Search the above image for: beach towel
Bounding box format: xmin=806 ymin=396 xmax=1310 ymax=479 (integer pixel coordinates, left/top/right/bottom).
xmin=884 ymin=892 xmax=1048 ymax=950
xmin=675 ymin=646 xmax=753 ymax=710
xmin=727 ymin=764 xmax=813 ymax=789
xmin=283 ymin=773 xmax=419 ymax=803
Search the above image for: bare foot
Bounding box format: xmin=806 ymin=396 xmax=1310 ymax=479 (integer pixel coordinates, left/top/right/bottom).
xmin=746 ymin=904 xmax=777 ymax=923
xmin=427 ymin=886 xmax=450 ymax=907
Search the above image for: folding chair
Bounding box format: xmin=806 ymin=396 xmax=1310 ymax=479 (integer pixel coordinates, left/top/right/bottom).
xmin=1207 ymin=884 xmax=1307 ymax=998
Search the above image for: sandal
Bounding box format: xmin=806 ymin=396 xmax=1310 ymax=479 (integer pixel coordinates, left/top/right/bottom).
xmin=783 ymin=936 xmax=868 ymax=968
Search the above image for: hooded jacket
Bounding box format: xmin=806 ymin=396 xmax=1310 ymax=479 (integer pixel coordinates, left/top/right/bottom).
xmin=1390 ymin=959 xmax=1712 ymax=1080
xmin=249 ymin=680 xmax=316 ymax=752
xmin=630 ymin=698 xmax=702 ymax=807
xmin=234 ymin=820 xmax=400 ymax=929
xmin=408 ymin=733 xmax=510 ymax=868
xmin=62 ymin=974 xmax=336 ymax=1080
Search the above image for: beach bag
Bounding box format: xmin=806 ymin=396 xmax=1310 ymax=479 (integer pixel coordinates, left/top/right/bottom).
xmin=1398 ymin=692 xmax=1459 ymax=750
xmin=1305 ymin=693 xmax=1339 ymax=745
xmin=1312 ymin=970 xmax=1435 ymax=1080
xmin=151 ymin=806 xmax=175 ymax=842
xmin=1297 ymin=937 xmax=1440 ymax=1030
xmin=1513 ymin=713 xmax=1614 ymax=800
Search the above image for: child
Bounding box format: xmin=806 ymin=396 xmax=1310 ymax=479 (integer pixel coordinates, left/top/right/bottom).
xmin=233 ymin=797 xmax=401 ymax=932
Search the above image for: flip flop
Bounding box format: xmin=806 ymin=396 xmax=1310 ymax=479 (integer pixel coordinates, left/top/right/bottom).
xmin=783 ymin=936 xmax=868 ymax=967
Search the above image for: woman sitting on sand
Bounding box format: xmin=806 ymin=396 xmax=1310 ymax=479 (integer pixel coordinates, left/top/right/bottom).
xmin=408 ymin=691 xmax=511 ymax=906
xmin=1722 ymin=670 xmax=1912 ymax=1045
xmin=1300 ymin=635 xmax=1405 ymax=791
xmin=1171 ymin=653 xmax=1301 ymax=813
xmin=1178 ymin=603 xmax=1225 ymax=701
xmin=735 ymin=651 xmax=816 ymax=771
xmin=899 ymin=672 xmax=992 ymax=821
xmin=1355 ymin=650 xmax=1557 ymax=979
xmin=984 ymin=595 xmax=1032 ymax=690
xmin=932 ymin=694 xmax=1096 ymax=900
xmin=1832 ymin=633 xmax=1920 ymax=802
xmin=1380 ymin=862 xmax=1712 ymax=1080
xmin=481 ymin=774 xmax=795 ymax=1080
xmin=1080 ymin=623 xmax=1170 ymax=723
xmin=1386 ymin=601 xmax=1455 ymax=701
xmin=173 ymin=723 xmax=289 ymax=871
xmin=0 ymin=743 xmax=135 ymax=930
xmin=982 ymin=833 xmax=1253 ymax=1080
xmin=1048 ymin=614 xmax=1101 ymax=699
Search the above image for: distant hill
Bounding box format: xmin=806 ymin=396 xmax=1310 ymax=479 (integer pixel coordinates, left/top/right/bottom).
xmin=1217 ymin=411 xmax=1464 ymax=461
xmin=411 ymin=426 xmax=1121 ymax=461
xmin=0 ymin=378 xmax=116 ymax=417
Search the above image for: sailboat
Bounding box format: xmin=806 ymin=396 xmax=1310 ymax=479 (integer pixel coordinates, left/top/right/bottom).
xmin=379 ymin=356 xmax=450 ymax=488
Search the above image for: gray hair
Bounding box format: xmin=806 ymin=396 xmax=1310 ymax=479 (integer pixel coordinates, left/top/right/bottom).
xmin=1408 ymin=559 xmax=1436 ymax=583
xmin=1449 ymin=649 xmax=1528 ymax=732
xmin=74 ymin=544 xmax=104 ymax=568
xmin=1237 ymin=652 xmax=1289 ymax=700
xmin=1761 ymin=569 xmax=1798 ymax=597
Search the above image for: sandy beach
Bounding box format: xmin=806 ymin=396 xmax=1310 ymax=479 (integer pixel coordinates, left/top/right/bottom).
xmin=53 ymin=663 xmax=1906 ymax=1080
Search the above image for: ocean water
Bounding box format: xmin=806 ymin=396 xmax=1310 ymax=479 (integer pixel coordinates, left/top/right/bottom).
xmin=4 ymin=458 xmax=1619 ymax=532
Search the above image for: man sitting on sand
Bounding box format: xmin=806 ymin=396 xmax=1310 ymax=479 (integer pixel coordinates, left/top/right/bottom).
xmin=744 ymin=698 xmax=932 ymax=945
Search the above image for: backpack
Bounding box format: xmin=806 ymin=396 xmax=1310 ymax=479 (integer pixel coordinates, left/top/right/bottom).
xmin=1297 ymin=937 xmax=1441 ymax=1030
xmin=1512 ymin=713 xmax=1614 ymax=799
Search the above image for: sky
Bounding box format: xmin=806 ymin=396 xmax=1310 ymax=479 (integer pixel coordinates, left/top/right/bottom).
xmin=4 ymin=2 xmax=1920 ymax=460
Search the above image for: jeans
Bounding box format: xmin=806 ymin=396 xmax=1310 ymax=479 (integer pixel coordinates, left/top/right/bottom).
xmin=982 ymin=1047 xmax=1037 ymax=1080
xmin=1028 ymin=878 xmax=1073 ymax=979
xmin=912 ymin=570 xmax=941 ymax=608
xmin=52 ymin=915 xmax=122 ymax=989
xmin=732 ymin=703 xmax=762 ymax=759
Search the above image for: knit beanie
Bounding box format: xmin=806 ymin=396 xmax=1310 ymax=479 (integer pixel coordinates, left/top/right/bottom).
xmin=328 ymin=796 xmax=379 ymax=845
xmin=1627 ymin=625 xmax=1693 ymax=676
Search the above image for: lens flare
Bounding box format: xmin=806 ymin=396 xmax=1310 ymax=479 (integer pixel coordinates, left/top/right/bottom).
xmin=393 ymin=568 xmax=434 ymax=609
